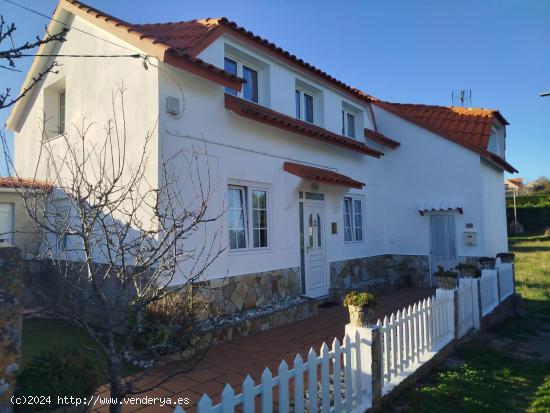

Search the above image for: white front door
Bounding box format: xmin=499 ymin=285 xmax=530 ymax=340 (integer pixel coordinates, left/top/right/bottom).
xmin=303 ymin=201 xmax=328 ymax=297
xmin=429 ymin=213 xmax=458 ymax=275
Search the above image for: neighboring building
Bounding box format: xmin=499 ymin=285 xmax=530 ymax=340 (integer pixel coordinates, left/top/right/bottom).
xmin=0 ymin=177 xmax=51 ymax=257
xmin=505 ymin=177 xmax=524 ymax=194
xmin=6 ymin=0 xmax=517 ymax=315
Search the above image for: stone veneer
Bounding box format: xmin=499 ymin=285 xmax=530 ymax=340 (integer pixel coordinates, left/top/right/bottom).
xmin=207 ymin=298 xmax=318 ymax=345
xmin=0 ymin=247 xmax=24 ymax=413
xmin=330 ymin=254 xmax=430 ymax=299
xmin=205 ymin=267 xmax=302 ymax=317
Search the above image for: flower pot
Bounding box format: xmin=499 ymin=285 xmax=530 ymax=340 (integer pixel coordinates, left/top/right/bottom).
xmin=435 ymin=275 xmax=458 ymax=290
xmin=347 ymin=305 xmax=370 ymax=327
xmin=479 ymin=257 xmax=496 ymax=270
xmin=497 ymin=252 xmax=515 ymax=263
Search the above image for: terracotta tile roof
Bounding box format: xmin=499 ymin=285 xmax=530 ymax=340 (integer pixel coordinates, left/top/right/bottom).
xmin=225 ymin=94 xmax=383 ymax=158
xmin=283 ymin=162 xmax=364 ymax=189
xmin=374 ymin=101 xmax=517 ymax=173
xmin=67 ymin=2 xmax=377 ymax=105
xmin=0 ymin=176 xmax=52 ymax=191
xmin=363 ymin=128 xmax=400 ymax=149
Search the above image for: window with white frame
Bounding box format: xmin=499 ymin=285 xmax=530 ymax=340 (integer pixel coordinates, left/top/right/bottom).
xmin=295 ymin=88 xmax=314 ymax=123
xmin=43 ymin=78 xmax=66 ymax=140
xmin=342 ymin=108 xmax=356 ymax=139
xmin=228 ymin=185 xmax=269 ymax=250
xmin=343 ymin=196 xmax=363 ymax=242
xmin=224 ymin=56 xmax=259 ymax=103
xmin=488 ymin=126 xmax=505 ymax=158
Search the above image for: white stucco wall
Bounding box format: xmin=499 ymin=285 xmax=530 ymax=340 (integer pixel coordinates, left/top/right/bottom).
xmin=372 ymin=105 xmax=490 ymax=259
xmin=11 ymin=13 xmax=511 ymax=286
xmin=13 ymin=13 xmax=159 ymax=189
xmin=158 ymin=36 xmax=386 ymax=284
xmin=480 ymin=159 xmax=509 ymax=255
xmin=12 ymin=13 xmax=160 ymax=261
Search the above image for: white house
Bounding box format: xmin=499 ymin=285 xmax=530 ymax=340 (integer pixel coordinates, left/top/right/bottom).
xmin=6 ymin=0 xmax=517 ymax=315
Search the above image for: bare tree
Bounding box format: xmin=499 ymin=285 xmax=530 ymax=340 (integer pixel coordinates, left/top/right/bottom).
xmin=0 ymin=14 xmax=68 ymax=109
xmin=2 ymin=86 xmax=225 ymax=413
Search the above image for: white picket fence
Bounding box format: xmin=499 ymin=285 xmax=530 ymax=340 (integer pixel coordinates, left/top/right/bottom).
xmin=377 ymin=292 xmax=454 ymax=391
xmin=479 ymin=269 xmax=499 ymax=316
xmin=497 ymin=262 xmax=514 ymax=301
xmin=456 ymin=278 xmax=479 ymax=337
xmin=174 ymin=335 xmax=369 ymax=413
xmin=172 ymin=262 xmax=515 ymax=413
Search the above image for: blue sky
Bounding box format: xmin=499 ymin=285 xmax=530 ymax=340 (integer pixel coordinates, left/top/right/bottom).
xmin=1 ymin=0 xmax=549 ymax=180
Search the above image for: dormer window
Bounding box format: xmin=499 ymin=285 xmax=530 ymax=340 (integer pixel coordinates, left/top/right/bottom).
xmin=342 ymin=102 xmax=362 ymax=139
xmin=224 ymin=56 xmax=259 ymax=104
xmin=295 ymin=89 xmax=314 ymax=123
xmin=488 ymin=126 xmax=505 ymax=158
xmin=342 ymin=109 xmax=356 ymax=139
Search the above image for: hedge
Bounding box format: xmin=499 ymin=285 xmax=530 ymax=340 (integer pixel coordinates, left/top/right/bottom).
xmin=507 ymin=206 xmax=550 ymax=232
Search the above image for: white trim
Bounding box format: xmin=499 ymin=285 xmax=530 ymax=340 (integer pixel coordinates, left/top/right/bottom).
xmin=226 ymin=180 xmax=272 ymax=254
xmin=343 ymin=194 xmax=365 ymax=243
xmin=224 ymin=52 xmax=262 ymax=104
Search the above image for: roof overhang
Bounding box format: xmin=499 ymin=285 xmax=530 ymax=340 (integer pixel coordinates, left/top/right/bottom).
xmin=418 ymin=200 xmax=463 ymax=216
xmin=225 ymin=94 xmax=383 ymax=158
xmin=0 ymin=176 xmax=53 ymax=192
xmin=283 ymin=162 xmax=364 ymax=189
xmin=373 ymin=101 xmax=517 ymax=174
xmin=363 ymin=128 xmax=400 ymax=149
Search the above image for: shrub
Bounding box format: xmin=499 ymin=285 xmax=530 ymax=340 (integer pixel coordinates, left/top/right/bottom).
xmin=343 ymin=291 xmax=376 ymax=308
xmin=130 ymin=290 xmax=204 ymax=356
xmin=16 ymin=345 xmax=101 ymax=411
xmin=433 ymin=266 xmax=458 ymax=278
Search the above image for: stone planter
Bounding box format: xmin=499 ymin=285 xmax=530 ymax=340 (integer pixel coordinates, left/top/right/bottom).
xmin=347 ymin=305 xmax=371 ymax=327
xmin=479 ymin=257 xmax=496 ymax=270
xmin=497 ymin=252 xmax=515 ymax=263
xmin=435 ymin=275 xmax=458 ymax=289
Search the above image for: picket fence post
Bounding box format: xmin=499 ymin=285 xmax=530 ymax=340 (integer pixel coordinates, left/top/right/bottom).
xmin=370 ymin=325 xmax=383 ymax=410
xmin=496 ymin=269 xmax=502 ymax=303
xmin=345 ymin=319 xmax=382 ymax=410
xmin=453 ymin=289 xmax=460 ymax=340
xmin=475 ymin=278 xmax=483 ymax=329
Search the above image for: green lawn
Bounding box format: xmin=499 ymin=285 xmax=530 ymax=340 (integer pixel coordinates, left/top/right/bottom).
xmin=390 ymin=233 xmax=550 ymax=413
xmin=21 ymin=318 xmax=142 ymax=377
xmin=21 ymin=318 xmax=102 ymax=365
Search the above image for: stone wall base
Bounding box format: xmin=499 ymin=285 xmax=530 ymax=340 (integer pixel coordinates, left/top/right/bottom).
xmin=480 ymin=293 xmax=518 ymax=331
xmin=330 ymin=254 xmax=430 ymax=301
xmin=203 ymin=298 xmax=318 ymax=346
xmin=0 ymin=247 xmax=24 ymax=413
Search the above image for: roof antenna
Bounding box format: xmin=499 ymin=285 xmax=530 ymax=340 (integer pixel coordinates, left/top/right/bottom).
xmin=452 ymin=89 xmax=472 ymax=107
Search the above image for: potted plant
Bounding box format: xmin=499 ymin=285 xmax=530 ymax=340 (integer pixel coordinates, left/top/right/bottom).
xmin=497 ymin=252 xmax=515 ymax=263
xmin=456 ymin=263 xmax=481 ymax=278
xmin=433 ymin=266 xmax=458 ymax=289
xmin=479 ymin=256 xmax=496 ymax=270
xmin=343 ymin=291 xmax=376 ymax=327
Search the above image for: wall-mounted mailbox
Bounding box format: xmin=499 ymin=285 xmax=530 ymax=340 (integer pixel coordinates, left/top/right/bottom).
xmin=464 ymin=231 xmax=477 ymax=246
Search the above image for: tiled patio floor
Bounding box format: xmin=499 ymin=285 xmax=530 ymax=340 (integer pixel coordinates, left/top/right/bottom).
xmin=93 ymin=287 xmax=434 ymax=412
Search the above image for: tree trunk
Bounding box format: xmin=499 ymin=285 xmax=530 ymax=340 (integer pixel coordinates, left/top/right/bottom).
xmin=109 ymin=360 xmax=123 ymax=413
xmin=108 ymin=341 xmax=124 ymax=413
